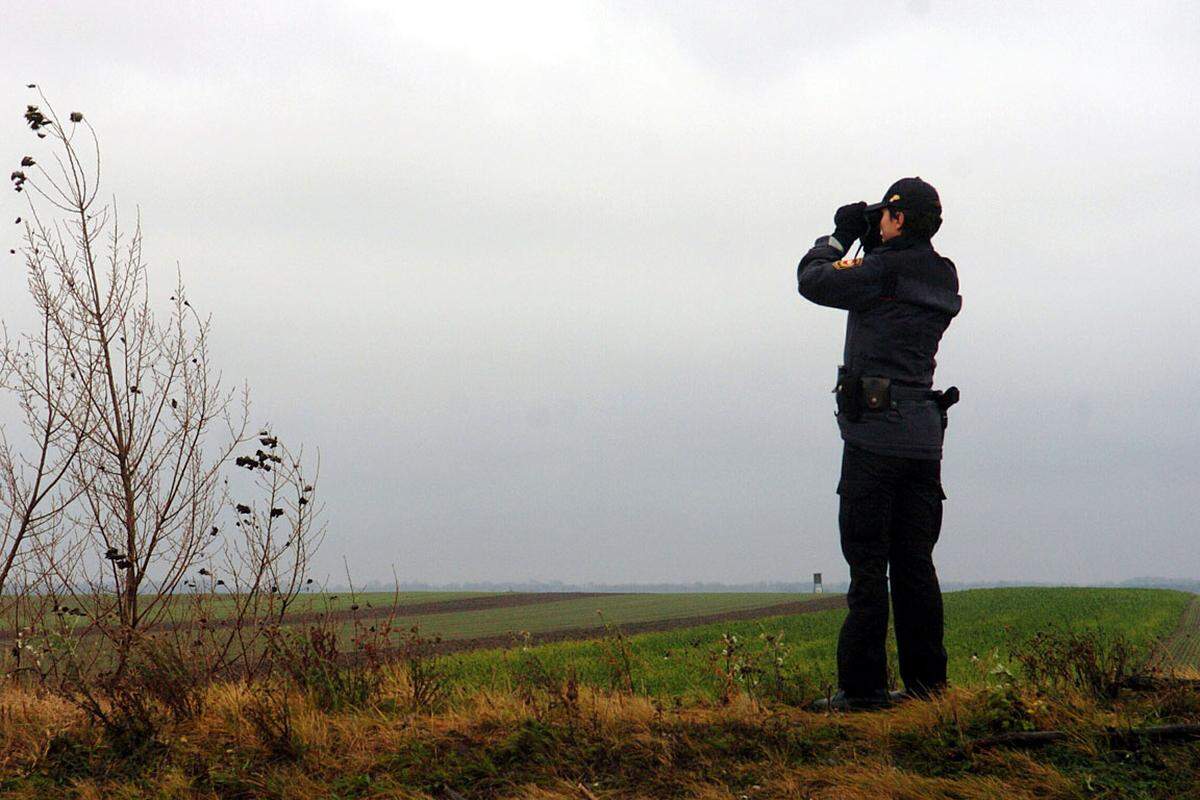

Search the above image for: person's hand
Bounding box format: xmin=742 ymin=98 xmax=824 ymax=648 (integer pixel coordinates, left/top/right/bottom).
xmin=832 ymin=201 xmax=868 ymax=250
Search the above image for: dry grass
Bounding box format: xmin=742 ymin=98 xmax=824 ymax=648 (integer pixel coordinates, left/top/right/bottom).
xmin=0 ymin=685 xmax=78 ymax=776
xmin=0 ymin=665 xmax=1196 ymax=799
xmin=754 ymin=758 xmax=1080 ymax=800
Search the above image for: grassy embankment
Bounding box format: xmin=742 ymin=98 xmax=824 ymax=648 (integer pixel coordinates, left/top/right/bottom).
xmin=0 ymin=587 xmax=1195 ymax=799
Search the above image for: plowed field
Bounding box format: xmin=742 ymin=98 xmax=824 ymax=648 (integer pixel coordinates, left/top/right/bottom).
xmin=1154 ymin=595 xmax=1200 ymax=672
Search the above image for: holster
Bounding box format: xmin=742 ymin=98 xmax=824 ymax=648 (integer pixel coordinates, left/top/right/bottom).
xmin=834 ymin=366 xmax=860 ymax=421
xmin=935 ymin=386 xmax=960 ymax=431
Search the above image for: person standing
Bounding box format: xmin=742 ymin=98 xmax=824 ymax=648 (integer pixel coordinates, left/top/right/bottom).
xmin=795 ymin=177 xmax=962 ymax=711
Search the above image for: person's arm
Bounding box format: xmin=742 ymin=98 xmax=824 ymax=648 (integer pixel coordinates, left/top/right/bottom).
xmin=796 ymin=237 xmax=887 ymax=310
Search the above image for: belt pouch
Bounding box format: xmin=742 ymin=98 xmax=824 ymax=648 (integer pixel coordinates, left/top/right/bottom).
xmin=861 ymin=377 xmax=891 ymax=411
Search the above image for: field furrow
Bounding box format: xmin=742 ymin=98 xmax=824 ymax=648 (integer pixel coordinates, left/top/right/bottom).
xmin=1154 ymin=595 xmax=1200 ymax=671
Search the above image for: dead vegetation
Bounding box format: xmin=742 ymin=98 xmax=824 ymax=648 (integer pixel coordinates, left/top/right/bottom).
xmin=0 ymin=647 xmax=1195 ymax=799
xmin=0 ymin=621 xmax=1192 ymax=797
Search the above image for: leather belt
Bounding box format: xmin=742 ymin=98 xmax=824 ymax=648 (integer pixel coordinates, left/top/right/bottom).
xmin=890 ymin=385 xmax=940 ymax=401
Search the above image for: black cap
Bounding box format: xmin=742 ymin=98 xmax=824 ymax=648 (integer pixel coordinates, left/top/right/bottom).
xmin=864 ymin=176 xmax=941 ymax=215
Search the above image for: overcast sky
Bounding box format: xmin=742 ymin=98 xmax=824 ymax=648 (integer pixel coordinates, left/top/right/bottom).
xmin=2 ymin=0 xmax=1198 ymax=587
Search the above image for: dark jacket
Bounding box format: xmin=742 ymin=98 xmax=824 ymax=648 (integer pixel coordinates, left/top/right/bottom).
xmin=797 ymin=234 xmax=961 ymax=459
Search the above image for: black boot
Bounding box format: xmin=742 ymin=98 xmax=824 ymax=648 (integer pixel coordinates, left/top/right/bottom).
xmin=811 ymin=689 xmax=893 ymax=712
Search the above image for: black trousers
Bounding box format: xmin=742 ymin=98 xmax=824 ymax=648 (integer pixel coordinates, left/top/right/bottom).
xmin=836 ymin=442 xmax=948 ymax=697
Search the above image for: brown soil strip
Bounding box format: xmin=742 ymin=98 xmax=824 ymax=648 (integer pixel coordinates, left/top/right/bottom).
xmin=428 ymin=594 xmax=848 ymax=656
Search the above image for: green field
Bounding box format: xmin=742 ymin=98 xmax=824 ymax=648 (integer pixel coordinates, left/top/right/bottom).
xmin=174 ymin=590 xmax=496 ymax=620
xmin=22 ymin=591 xmax=804 ymax=632
xmin=1 ymin=591 xmax=499 ymax=630
xmin=20 ymin=587 xmax=1195 ymax=694
xmin=438 ymin=587 xmax=1193 ymax=698
xmin=332 ymin=591 xmax=808 ymax=642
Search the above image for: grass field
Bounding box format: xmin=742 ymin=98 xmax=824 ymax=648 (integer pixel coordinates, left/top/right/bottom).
xmin=0 ymin=591 xmax=499 ymax=632
xmin=8 ymin=591 xmax=819 ymax=647
xmin=330 ymin=591 xmax=811 ymax=642
xmin=279 ymin=588 xmax=1193 ymax=662
xmin=198 ymin=590 xmax=496 ymax=618
xmin=441 ymin=587 xmax=1193 ymax=698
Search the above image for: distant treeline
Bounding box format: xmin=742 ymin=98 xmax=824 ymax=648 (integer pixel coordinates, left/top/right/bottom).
xmin=329 ymin=577 xmax=1200 ymax=594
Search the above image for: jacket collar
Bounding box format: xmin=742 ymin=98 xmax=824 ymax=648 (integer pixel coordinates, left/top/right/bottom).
xmin=875 ymin=235 xmax=933 ymax=254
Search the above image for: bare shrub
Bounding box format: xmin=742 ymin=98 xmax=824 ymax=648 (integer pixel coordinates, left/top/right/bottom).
xmin=266 ymin=621 xmax=384 ymax=712
xmin=60 ymin=632 xmax=208 ymax=754
xmin=262 ymin=582 xmax=442 ymax=712
xmin=595 ymin=611 xmax=636 ymax=695
xmin=1012 ymin=628 xmax=1140 ymax=701
xmin=6 ymin=91 xmax=322 ymax=729
xmin=244 ymin=681 xmax=304 ymax=762
xmin=967 ymin=649 xmax=1038 ymax=734
xmin=511 ymin=631 xmax=578 ymax=723
xmin=704 ymin=625 xmax=815 ymax=706
xmin=399 ymin=623 xmax=448 ymax=713
xmin=709 ymin=632 xmax=761 ymax=705
xmin=753 ymin=626 xmax=813 ymax=705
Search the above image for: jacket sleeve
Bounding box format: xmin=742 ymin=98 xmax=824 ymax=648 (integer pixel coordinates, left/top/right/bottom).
xmin=796 ymin=235 xmax=887 ymax=311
